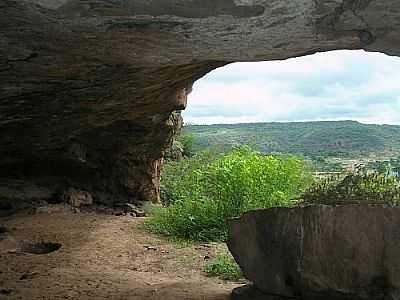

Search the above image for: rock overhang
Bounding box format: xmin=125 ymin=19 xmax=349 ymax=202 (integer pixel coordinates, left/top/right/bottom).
xmin=1 ymin=0 xmax=400 ymax=206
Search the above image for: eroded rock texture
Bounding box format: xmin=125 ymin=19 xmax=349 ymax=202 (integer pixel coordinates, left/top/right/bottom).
xmin=1 ymin=1 xmax=400 ymax=205
xmin=228 ymin=205 xmax=400 ymax=300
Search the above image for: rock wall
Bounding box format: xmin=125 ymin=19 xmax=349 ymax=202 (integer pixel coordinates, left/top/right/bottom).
xmin=1 ymin=0 xmax=400 ymax=205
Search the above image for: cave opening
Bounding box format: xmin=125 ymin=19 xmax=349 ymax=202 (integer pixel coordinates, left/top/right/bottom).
xmin=186 ymin=50 xmax=400 ymax=126
xmin=2 ymin=0 xmax=400 ymax=298
xmin=176 ymin=50 xmax=400 ymax=173
xmin=159 ymin=50 xmax=400 ymax=300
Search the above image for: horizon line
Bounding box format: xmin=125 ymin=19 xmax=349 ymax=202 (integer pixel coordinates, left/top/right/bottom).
xmin=184 ymin=119 xmax=399 ymax=126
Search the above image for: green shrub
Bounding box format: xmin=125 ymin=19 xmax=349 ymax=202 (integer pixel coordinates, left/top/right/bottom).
xmin=301 ymin=172 xmax=400 ymax=205
xmin=177 ymin=132 xmax=195 ymax=157
xmin=145 ymin=146 xmax=313 ymax=241
xmin=205 ymin=253 xmax=243 ymax=281
xmin=160 ymin=148 xmax=223 ymax=206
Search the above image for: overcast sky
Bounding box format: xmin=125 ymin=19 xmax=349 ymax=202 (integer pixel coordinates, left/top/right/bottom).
xmin=183 ymin=50 xmax=400 ymax=125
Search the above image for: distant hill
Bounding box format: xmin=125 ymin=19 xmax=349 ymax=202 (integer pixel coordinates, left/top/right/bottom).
xmin=184 ymin=121 xmax=400 ymax=158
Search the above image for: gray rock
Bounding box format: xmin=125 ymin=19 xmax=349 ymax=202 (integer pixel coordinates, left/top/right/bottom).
xmin=228 ymin=205 xmax=400 ymax=300
xmin=232 ymin=284 xmax=290 ymax=300
xmin=114 ymin=203 xmax=146 ymax=217
xmin=1 ymin=1 xmax=400 ymax=205
xmin=62 ymin=188 xmax=93 ymax=208
xmin=0 ymin=226 xmax=7 ymax=241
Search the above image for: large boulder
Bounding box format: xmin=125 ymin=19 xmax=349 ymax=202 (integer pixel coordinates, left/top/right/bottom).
xmin=228 ymin=205 xmax=400 ymax=300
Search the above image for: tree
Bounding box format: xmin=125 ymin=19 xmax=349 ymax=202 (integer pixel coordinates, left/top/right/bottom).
xmin=178 ymin=133 xmax=195 ymax=157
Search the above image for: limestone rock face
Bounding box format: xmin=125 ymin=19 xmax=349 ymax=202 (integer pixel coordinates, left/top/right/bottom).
xmin=1 ymin=1 xmax=400 ymax=205
xmin=228 ymin=205 xmax=400 ymax=300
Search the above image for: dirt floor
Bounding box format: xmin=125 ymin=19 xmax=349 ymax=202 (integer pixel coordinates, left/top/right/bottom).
xmin=0 ymin=205 xmax=241 ymax=299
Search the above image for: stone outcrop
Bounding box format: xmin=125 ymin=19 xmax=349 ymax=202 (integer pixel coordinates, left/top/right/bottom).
xmin=1 ymin=1 xmax=400 ymax=206
xmin=228 ymin=205 xmax=400 ymax=300
xmin=62 ymin=187 xmax=93 ymax=208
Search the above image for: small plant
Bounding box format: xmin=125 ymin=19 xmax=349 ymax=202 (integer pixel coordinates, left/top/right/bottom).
xmin=205 ymin=253 xmax=243 ymax=281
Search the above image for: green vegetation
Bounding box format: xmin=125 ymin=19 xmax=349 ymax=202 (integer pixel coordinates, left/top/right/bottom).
xmin=145 ymin=146 xmax=313 ymax=241
xmin=205 ymin=253 xmax=243 ymax=281
xmin=185 ymin=121 xmax=400 ymax=158
xmin=178 ymin=133 xmax=195 ymax=157
xmin=160 ymin=148 xmax=223 ymax=206
xmin=361 ymin=159 xmax=400 ymax=176
xmin=301 ymin=172 xmax=400 ymax=206
xmin=144 ymin=126 xmax=400 ymax=281
xmin=311 ymin=156 xmax=344 ymax=172
xmin=164 ymin=133 xmax=196 ymax=161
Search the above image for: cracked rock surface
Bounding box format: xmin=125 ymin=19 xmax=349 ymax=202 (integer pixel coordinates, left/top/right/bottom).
xmin=1 ymin=0 xmax=400 ymax=205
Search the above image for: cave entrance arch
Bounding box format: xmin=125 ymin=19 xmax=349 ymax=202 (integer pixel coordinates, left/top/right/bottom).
xmin=177 ymin=50 xmax=400 ymax=172
xmin=1 ymin=0 xmax=400 ymax=208
xmin=186 ymin=50 xmax=400 ymax=126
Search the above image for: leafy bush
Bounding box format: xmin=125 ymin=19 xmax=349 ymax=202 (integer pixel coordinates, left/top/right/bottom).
xmin=205 ymin=253 xmax=243 ymax=281
xmin=177 ymin=132 xmax=195 ymax=157
xmin=160 ymin=148 xmax=223 ymax=206
xmin=145 ymin=146 xmax=313 ymax=241
xmin=301 ymin=172 xmax=400 ymax=205
xmin=164 ymin=140 xmax=184 ymax=161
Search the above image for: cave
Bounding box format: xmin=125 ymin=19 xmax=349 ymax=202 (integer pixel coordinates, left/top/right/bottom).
xmin=1 ymin=0 xmax=400 ymax=207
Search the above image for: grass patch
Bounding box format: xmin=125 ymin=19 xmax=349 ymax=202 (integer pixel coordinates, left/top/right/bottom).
xmin=205 ymin=253 xmax=243 ymax=281
xmin=143 ymin=200 xmax=227 ymax=241
xmin=140 ymin=205 xmax=196 ymax=247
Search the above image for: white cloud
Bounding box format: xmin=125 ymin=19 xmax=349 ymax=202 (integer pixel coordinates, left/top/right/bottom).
xmin=185 ymin=116 xmax=262 ymax=125
xmin=324 ymin=74 xmax=400 ymax=99
xmin=185 ymin=50 xmax=400 ymax=125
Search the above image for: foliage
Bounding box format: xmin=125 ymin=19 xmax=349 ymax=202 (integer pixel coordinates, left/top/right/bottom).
xmin=310 ymin=156 xmax=344 ymax=172
xmin=165 ymin=133 xmax=196 ymax=161
xmin=160 ymin=148 xmax=223 ymax=206
xmin=145 ymin=146 xmax=313 ymax=241
xmin=362 ymin=159 xmax=400 ymax=177
xmin=184 ymin=121 xmax=400 ymax=159
xmin=205 ymin=253 xmax=243 ymax=281
xmin=177 ymin=133 xmax=195 ymax=157
xmin=164 ymin=140 xmax=184 ymax=161
xmin=301 ymin=171 xmax=400 ymax=206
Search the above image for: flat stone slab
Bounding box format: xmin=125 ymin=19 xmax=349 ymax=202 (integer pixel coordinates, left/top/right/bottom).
xmin=228 ymin=205 xmax=400 ymax=300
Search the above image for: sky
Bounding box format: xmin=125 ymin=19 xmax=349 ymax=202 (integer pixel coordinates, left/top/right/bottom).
xmin=183 ymin=50 xmax=400 ymax=125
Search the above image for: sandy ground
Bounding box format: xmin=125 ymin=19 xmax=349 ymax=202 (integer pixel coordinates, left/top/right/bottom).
xmin=0 ymin=207 xmax=241 ymax=299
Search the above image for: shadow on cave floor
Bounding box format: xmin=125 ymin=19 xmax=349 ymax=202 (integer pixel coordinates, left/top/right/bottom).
xmin=0 ymin=211 xmax=239 ymax=299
